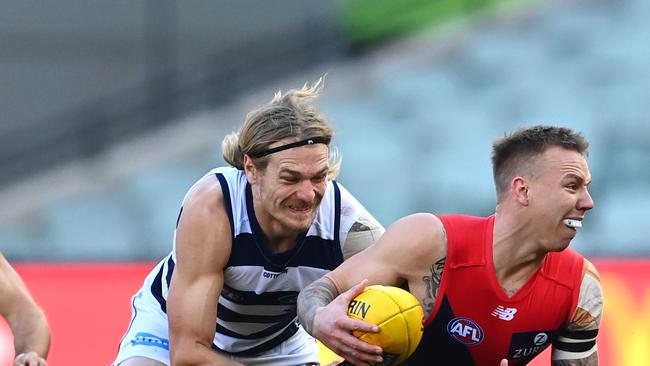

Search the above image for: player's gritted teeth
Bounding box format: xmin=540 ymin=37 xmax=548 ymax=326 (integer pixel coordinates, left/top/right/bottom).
xmin=285 ymin=201 xmax=313 ymax=212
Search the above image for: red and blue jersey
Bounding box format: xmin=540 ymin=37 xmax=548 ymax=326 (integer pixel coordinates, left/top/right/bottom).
xmin=403 ymin=214 xmax=584 ymax=366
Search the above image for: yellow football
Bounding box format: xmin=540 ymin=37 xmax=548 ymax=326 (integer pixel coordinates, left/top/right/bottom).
xmin=347 ymin=285 xmax=424 ymax=365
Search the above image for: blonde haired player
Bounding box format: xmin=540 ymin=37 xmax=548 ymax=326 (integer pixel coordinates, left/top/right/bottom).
xmin=112 ymin=79 xmax=384 ymax=366
xmin=298 ymin=125 xmax=603 ymax=366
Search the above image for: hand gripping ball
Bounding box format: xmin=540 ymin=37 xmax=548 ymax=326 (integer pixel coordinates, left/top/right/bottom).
xmin=347 ymin=285 xmax=424 ymax=365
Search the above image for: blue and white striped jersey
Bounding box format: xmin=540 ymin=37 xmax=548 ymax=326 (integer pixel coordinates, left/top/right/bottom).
xmin=139 ymin=167 xmax=366 ymax=355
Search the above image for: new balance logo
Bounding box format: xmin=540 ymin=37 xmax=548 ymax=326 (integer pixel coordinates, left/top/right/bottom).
xmin=491 ymin=306 xmax=517 ymax=321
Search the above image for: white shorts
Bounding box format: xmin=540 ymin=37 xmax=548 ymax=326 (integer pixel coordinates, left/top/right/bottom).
xmin=113 ymin=293 xmax=320 ymax=366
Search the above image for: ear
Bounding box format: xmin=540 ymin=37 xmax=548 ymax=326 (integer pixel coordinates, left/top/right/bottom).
xmin=512 ymin=176 xmax=530 ymax=206
xmin=243 ymin=155 xmax=258 ymax=184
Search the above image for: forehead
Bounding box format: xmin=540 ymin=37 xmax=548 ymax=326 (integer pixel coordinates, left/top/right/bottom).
xmin=266 ymin=142 xmax=329 ymax=173
xmin=539 ymin=146 xmax=591 ymax=180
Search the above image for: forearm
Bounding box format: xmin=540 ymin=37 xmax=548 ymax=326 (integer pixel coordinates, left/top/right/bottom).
xmin=171 ymin=341 xmax=243 ymax=366
xmin=297 ymin=277 xmax=339 ymax=335
xmin=552 ymin=351 xmax=598 ymax=366
xmin=9 ymin=307 xmax=50 ymax=358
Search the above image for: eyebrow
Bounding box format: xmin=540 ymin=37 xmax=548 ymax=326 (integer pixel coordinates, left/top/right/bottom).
xmin=279 ymin=167 xmax=328 ymax=178
xmin=564 ymin=173 xmax=591 ymax=185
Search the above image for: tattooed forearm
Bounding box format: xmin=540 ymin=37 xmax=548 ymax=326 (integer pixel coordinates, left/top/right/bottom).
xmin=297 ymin=278 xmax=339 ymax=335
xmin=552 ymin=352 xmax=598 ymax=366
xmin=422 ymin=257 xmax=446 ymax=316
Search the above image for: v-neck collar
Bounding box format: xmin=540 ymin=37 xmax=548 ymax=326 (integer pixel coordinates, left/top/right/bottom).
xmin=245 ymin=183 xmax=309 ymax=270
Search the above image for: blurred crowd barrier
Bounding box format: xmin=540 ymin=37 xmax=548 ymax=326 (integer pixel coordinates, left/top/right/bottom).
xmin=0 ymin=0 xmax=647 ymax=261
xmin=0 ymin=259 xmax=646 ymax=365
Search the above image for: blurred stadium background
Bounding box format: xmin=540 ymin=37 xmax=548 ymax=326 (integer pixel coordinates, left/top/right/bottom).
xmin=0 ymin=0 xmax=648 ymax=364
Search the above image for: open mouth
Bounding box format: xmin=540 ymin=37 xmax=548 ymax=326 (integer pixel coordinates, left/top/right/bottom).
xmin=562 ymin=219 xmax=582 ymax=229
xmin=286 ymin=204 xmax=312 ymax=213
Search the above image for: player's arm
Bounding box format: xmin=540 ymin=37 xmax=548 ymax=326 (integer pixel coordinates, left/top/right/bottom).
xmin=167 ymin=177 xmax=242 ymax=366
xmin=298 ymin=213 xmax=444 ymax=366
xmin=551 ymin=260 xmax=603 ymax=366
xmin=0 ymin=253 xmax=50 ymax=366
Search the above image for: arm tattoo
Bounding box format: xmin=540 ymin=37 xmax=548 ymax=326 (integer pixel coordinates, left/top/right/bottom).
xmin=297 ymin=278 xmax=339 ymax=335
xmin=350 ymin=221 xmax=371 ymax=232
xmin=422 ymin=257 xmax=446 ymax=316
xmin=552 ymin=352 xmax=598 ymax=366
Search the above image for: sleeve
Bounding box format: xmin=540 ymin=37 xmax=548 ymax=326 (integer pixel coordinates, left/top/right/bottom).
xmin=552 ymin=261 xmax=603 ymax=361
xmin=335 ymin=183 xmax=385 ymax=260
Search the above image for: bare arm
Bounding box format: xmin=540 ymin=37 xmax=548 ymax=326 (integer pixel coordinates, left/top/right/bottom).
xmin=298 ymin=277 xmax=339 ymax=336
xmin=422 ymin=256 xmax=446 ymax=317
xmin=297 ymin=213 xmax=446 ymax=366
xmin=0 ymin=254 xmax=50 ymax=365
xmin=167 ymin=177 xmax=242 ymax=366
xmin=551 ymin=260 xmax=603 ymax=366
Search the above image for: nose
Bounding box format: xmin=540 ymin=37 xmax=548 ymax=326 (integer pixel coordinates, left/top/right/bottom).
xmin=295 ymin=179 xmax=316 ymax=202
xmin=578 ymin=188 xmax=595 ymax=211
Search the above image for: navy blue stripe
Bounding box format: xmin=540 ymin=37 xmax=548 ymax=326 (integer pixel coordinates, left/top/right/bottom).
xmin=332 ymin=180 xmax=341 ymax=242
xmin=217 ymin=303 xmax=293 ymax=323
xmin=165 ymin=256 xmax=175 ymax=289
xmin=215 ymin=173 xmax=234 ymax=235
xmin=150 ymin=261 xmax=167 ymax=313
xmin=228 ymin=234 xmax=342 ymax=270
xmin=221 ymin=284 xmax=298 ymax=306
xmin=212 ymin=322 xmax=299 ymax=356
xmin=216 ymin=318 xmax=294 ymax=340
xmin=217 ymin=310 xmax=296 ymax=339
xmin=403 ymin=295 xmax=476 ymax=365
xmin=553 ymin=339 xmax=596 ymax=352
xmin=242 ymin=183 xmax=315 ymax=271
xmin=559 ymin=328 xmax=599 ymax=340
xmin=175 ymin=206 xmax=184 ymax=228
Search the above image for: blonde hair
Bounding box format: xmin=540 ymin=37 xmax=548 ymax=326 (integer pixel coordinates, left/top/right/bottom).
xmin=222 ymin=78 xmax=341 ymax=178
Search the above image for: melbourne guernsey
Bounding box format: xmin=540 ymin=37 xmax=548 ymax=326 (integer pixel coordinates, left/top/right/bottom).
xmin=404 ymin=215 xmax=585 ymax=366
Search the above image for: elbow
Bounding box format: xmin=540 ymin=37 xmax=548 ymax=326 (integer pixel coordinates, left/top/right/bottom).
xmin=170 ymin=351 xmax=193 ymax=366
xmin=169 ymin=340 xmax=216 ymax=366
xmin=35 ymin=307 xmax=51 ymax=352
xmin=8 ymin=304 xmax=51 ymax=357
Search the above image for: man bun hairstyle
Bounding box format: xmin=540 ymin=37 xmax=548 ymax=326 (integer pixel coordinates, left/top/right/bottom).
xmin=222 ymin=77 xmax=341 ymax=178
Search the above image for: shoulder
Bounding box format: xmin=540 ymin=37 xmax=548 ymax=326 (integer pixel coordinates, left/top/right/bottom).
xmin=382 ymin=213 xmax=447 ymax=263
xmin=177 ymin=172 xmax=232 ymax=234
xmin=174 ymin=172 xmax=233 ymax=269
xmin=573 ymin=259 xmax=603 ymax=327
xmin=183 ymin=173 xmax=225 ymax=212
xmin=390 ymin=213 xmax=445 ymax=240
xmin=559 ymin=258 xmax=603 ymax=332
xmin=552 ymin=259 xmax=602 ymax=362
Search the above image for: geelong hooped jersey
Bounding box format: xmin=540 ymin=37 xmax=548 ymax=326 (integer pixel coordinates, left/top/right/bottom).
xmin=404 ymin=214 xmax=584 ymax=366
xmin=143 ymin=167 xmax=360 ymax=356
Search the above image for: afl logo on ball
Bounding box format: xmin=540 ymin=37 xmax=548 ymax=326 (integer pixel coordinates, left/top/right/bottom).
xmin=447 ymin=317 xmax=484 ymax=345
